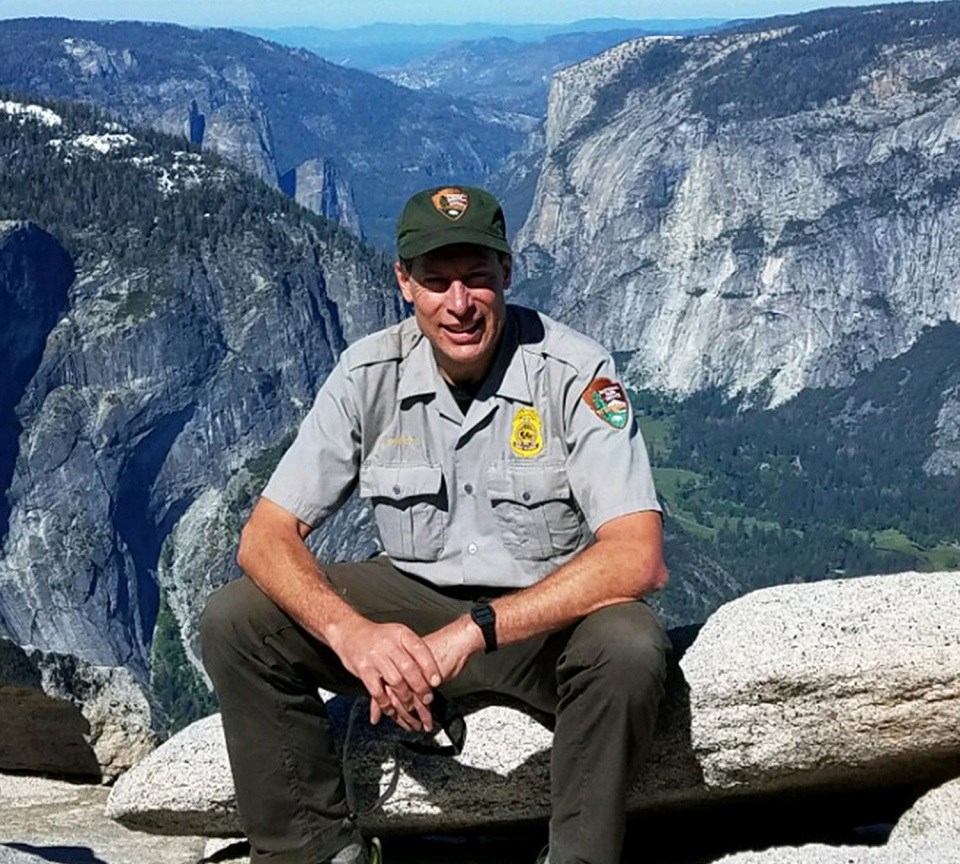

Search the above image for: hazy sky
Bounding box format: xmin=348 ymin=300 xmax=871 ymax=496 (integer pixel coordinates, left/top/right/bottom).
xmin=0 ymin=0 xmax=929 ymax=28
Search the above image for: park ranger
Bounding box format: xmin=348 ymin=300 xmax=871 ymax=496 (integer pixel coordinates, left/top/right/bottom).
xmin=200 ymin=185 xmax=670 ymax=864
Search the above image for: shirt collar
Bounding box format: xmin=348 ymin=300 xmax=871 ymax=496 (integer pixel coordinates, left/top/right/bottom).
xmin=397 ymin=329 xmax=439 ymax=402
xmin=485 ymin=309 xmax=532 ymax=405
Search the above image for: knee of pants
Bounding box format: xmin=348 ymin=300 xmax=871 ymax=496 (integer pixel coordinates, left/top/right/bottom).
xmin=558 ymin=603 xmax=670 ymax=699
xmin=199 ymin=576 xmax=278 ymax=677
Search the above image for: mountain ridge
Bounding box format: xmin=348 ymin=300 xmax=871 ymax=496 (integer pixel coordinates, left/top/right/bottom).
xmin=0 ymin=97 xmax=388 ymax=707
xmin=0 ymin=17 xmax=524 ymax=248
xmin=515 ymin=1 xmax=960 ymax=405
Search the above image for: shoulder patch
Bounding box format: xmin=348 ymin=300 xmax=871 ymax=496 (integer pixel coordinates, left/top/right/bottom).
xmin=582 ymin=378 xmax=629 ymax=429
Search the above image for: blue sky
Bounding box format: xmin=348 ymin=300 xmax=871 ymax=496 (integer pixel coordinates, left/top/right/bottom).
xmin=0 ymin=0 xmax=926 ymax=28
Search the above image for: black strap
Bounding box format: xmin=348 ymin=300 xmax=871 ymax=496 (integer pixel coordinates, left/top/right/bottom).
xmin=400 ymin=690 xmax=466 ymax=756
xmin=342 ymin=698 xmax=401 ymax=822
xmin=342 ymin=693 xmax=468 ymax=821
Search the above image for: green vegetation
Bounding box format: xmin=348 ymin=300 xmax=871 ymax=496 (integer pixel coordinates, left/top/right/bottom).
xmin=692 ymin=3 xmax=960 ymax=122
xmin=244 ymin=431 xmax=297 ymax=488
xmin=149 ymin=589 xmax=218 ymax=738
xmin=634 ymin=322 xmax=960 ymax=588
xmin=0 ymin=93 xmax=390 ymax=279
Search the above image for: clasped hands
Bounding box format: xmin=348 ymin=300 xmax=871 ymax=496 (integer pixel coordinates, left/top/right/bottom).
xmin=330 ymin=616 xmax=482 ymax=733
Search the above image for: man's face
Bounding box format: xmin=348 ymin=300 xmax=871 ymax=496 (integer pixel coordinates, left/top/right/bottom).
xmin=395 ymin=244 xmax=510 ymax=386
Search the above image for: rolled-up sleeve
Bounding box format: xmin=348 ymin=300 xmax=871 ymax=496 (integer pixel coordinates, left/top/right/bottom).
xmin=261 ymin=361 xmax=361 ymax=527
xmin=563 ymin=357 xmax=661 ymax=534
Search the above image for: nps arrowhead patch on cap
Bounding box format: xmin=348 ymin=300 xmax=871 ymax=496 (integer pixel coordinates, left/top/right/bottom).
xmin=431 ymin=187 xmax=469 ymax=221
xmin=396 ymin=184 xmax=511 ymax=258
xmin=583 ymin=378 xmax=629 ymax=429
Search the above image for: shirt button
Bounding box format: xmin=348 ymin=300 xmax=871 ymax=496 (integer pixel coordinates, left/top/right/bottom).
xmin=467 ymin=543 xmax=478 ymax=555
xmin=464 ymin=483 xmax=474 ymax=494
xmin=392 ymin=485 xmax=401 ymax=495
xmin=522 ymin=491 xmax=531 ymax=502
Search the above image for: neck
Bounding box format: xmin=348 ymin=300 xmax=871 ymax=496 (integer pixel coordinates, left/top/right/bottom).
xmin=437 ymin=358 xmax=488 ymax=389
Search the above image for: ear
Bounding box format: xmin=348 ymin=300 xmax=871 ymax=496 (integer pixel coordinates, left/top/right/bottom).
xmin=394 ymin=260 xmax=415 ymax=304
xmin=502 ymin=254 xmax=512 ymax=290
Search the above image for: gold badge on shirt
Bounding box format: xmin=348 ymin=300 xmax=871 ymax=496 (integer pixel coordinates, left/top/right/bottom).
xmin=510 ymin=407 xmax=544 ymax=458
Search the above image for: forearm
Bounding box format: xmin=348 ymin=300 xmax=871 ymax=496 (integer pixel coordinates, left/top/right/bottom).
xmin=492 ymin=529 xmax=666 ymax=647
xmin=426 ymin=510 xmax=667 ymax=676
xmin=237 ymin=517 xmax=362 ymax=649
xmin=237 ymin=498 xmax=442 ymax=732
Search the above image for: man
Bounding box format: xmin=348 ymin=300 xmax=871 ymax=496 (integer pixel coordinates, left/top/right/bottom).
xmin=200 ymin=185 xmax=670 ymax=864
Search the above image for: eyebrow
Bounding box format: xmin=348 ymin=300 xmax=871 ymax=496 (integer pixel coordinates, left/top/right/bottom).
xmin=419 ymin=263 xmax=492 ymax=279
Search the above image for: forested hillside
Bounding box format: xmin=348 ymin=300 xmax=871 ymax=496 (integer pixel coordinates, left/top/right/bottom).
xmin=0 ymin=18 xmax=524 ymax=247
xmin=0 ymin=96 xmax=390 ymax=732
xmin=637 ymin=323 xmax=960 ymax=600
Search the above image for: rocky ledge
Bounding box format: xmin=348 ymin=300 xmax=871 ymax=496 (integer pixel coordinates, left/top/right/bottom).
xmin=100 ymin=570 xmax=960 ymax=863
xmin=0 ymin=638 xmax=155 ymax=781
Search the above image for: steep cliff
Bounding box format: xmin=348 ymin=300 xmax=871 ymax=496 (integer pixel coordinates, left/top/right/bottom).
xmin=515 ymin=2 xmax=960 ymax=405
xmin=0 ymin=220 xmax=74 ymax=553
xmin=0 ymin=99 xmax=387 ymax=691
xmin=0 ymin=18 xmax=524 ymax=248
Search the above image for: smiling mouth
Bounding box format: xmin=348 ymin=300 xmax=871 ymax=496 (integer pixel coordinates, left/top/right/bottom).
xmin=443 ymin=320 xmax=483 ymax=342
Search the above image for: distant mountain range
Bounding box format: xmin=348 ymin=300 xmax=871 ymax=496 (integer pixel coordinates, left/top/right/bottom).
xmin=0 ymin=17 xmax=524 ymax=248
xmin=244 ymin=18 xmax=728 ymax=69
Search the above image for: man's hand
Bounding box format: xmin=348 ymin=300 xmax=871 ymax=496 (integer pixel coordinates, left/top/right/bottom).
xmin=327 ymin=617 xmax=443 ymax=733
xmin=239 ymin=499 xmax=445 ymax=733
xmin=423 ymin=615 xmax=485 ymax=684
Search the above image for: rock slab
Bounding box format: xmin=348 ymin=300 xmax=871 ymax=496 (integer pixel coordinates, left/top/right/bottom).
xmin=680 ymin=571 xmax=960 ymax=793
xmin=105 ymin=677 xmax=711 ymax=837
xmin=710 ymin=777 xmax=960 ymax=863
xmin=109 ymin=572 xmax=960 ymax=837
xmin=0 ymin=771 xmax=207 ymax=864
xmin=0 ymin=638 xmax=156 ymax=780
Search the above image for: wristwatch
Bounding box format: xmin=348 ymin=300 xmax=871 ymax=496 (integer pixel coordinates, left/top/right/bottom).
xmin=470 ymin=601 xmax=498 ymax=654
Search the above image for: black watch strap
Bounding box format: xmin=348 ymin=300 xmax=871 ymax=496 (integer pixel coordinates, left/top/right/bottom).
xmin=470 ymin=601 xmax=497 ymax=653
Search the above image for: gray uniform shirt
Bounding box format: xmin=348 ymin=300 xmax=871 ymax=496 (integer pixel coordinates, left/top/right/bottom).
xmin=262 ymin=305 xmax=661 ymax=589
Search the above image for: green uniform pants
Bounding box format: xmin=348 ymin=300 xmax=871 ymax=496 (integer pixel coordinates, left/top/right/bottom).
xmin=199 ymin=557 xmax=669 ymax=864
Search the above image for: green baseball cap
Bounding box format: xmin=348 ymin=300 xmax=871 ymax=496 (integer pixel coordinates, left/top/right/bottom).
xmin=396 ymin=185 xmax=511 ymax=259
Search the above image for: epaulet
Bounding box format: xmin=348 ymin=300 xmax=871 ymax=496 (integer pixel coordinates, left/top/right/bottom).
xmin=513 ymin=306 xmax=609 ymax=374
xmin=340 ymin=318 xmax=418 ymax=371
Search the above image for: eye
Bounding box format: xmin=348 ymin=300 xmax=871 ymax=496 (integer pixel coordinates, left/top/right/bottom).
xmin=462 ymin=270 xmax=493 ymax=288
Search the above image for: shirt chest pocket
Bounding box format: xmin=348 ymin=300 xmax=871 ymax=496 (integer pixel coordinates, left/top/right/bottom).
xmin=486 ymin=461 xmax=584 ymax=561
xmin=359 ymin=462 xmax=447 ymax=562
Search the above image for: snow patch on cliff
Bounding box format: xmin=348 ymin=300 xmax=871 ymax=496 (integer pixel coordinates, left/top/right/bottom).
xmin=0 ymin=100 xmax=63 ymax=127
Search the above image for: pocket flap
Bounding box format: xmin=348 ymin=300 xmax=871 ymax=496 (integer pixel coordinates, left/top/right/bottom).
xmin=360 ymin=462 xmax=444 ymax=501
xmin=487 ymin=462 xmax=571 ymax=506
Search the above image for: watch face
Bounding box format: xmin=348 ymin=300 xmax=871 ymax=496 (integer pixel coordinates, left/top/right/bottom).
xmin=472 ymin=604 xmax=494 ymax=625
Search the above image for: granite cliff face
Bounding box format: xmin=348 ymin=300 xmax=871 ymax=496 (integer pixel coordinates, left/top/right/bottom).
xmin=0 ymin=18 xmax=524 ymax=247
xmin=0 ymin=102 xmax=386 ymax=685
xmin=515 ymin=3 xmax=960 ymax=406
xmin=0 ymin=221 xmax=74 ymax=553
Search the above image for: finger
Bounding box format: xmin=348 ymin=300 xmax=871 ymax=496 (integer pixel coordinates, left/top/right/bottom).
xmin=400 ymin=630 xmax=443 ymax=689
xmin=378 ymin=658 xmax=416 ymax=707
xmin=384 ymin=685 xmax=421 ymax=733
xmin=410 ymin=694 xmax=434 ymax=733
xmin=360 ymin=671 xmax=393 ymax=723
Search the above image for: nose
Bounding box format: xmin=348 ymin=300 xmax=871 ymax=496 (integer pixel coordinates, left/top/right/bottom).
xmin=448 ymin=279 xmax=471 ymax=315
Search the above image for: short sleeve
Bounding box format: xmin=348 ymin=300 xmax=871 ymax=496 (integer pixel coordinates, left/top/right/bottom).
xmin=261 ymin=361 xmax=361 ymax=527
xmin=564 ymin=356 xmax=661 ymax=533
